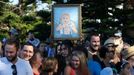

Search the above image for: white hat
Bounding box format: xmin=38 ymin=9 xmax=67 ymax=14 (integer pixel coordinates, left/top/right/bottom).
xmin=100 ymin=67 xmax=113 ymax=75
xmin=104 ymin=37 xmax=118 ymax=47
xmin=114 ymin=30 xmax=122 ymax=37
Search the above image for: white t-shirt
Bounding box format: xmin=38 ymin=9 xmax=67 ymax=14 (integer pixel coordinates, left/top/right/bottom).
xmin=0 ymin=57 xmax=33 ymax=75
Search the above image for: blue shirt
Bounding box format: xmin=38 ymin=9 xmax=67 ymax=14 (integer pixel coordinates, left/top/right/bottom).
xmin=87 ymin=59 xmax=102 ymax=75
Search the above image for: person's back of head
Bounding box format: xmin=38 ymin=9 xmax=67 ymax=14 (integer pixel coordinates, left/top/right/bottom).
xmin=42 ymin=57 xmax=58 ymax=73
xmin=99 ymin=46 xmax=109 ymax=59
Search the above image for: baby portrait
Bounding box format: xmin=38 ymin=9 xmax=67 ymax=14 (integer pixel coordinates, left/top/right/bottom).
xmin=53 ymin=4 xmax=81 ymax=40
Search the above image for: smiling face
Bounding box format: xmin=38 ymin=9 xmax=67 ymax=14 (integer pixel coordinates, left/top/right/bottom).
xmin=71 ymin=55 xmax=80 ymax=69
xmin=5 ymin=44 xmax=17 ymax=62
xmin=90 ymin=35 xmax=100 ymax=51
xmin=21 ymin=45 xmax=34 ymax=61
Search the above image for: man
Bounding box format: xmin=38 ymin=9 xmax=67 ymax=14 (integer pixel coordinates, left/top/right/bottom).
xmin=86 ymin=33 xmax=101 ymax=59
xmin=0 ymin=39 xmax=33 ymax=75
xmin=20 ymin=43 xmax=34 ymax=61
xmin=99 ymin=46 xmax=118 ymax=74
xmin=104 ymin=37 xmax=124 ymax=74
xmin=2 ymin=28 xmax=18 ymax=57
xmin=86 ymin=33 xmax=102 ymax=75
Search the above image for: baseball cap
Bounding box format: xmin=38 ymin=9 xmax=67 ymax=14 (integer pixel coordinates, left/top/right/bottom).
xmin=104 ymin=37 xmax=118 ymax=47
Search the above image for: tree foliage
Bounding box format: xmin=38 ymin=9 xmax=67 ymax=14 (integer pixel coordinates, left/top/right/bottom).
xmin=0 ymin=0 xmax=52 ymax=42
xmin=0 ymin=0 xmax=134 ymax=43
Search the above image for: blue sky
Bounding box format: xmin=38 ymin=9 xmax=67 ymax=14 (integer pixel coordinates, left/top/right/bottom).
xmin=9 ymin=0 xmax=49 ymax=11
xmin=9 ymin=0 xmax=19 ymax=5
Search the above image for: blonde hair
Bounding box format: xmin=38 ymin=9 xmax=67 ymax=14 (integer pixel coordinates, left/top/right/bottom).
xmin=70 ymin=51 xmax=90 ymax=75
xmin=71 ymin=51 xmax=87 ymax=66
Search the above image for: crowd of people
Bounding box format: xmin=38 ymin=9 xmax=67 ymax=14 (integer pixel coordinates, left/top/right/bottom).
xmin=0 ymin=28 xmax=134 ymax=75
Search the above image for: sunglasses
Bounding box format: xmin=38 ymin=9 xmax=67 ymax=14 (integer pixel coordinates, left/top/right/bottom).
xmin=11 ymin=64 xmax=17 ymax=75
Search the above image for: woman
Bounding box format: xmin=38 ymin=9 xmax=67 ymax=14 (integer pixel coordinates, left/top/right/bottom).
xmin=29 ymin=50 xmax=43 ymax=75
xmin=64 ymin=51 xmax=91 ymax=75
xmin=56 ymin=43 xmax=71 ymax=75
xmin=41 ymin=57 xmax=58 ymax=75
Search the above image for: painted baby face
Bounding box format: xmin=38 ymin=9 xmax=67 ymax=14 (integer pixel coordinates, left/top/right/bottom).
xmin=60 ymin=13 xmax=70 ymax=24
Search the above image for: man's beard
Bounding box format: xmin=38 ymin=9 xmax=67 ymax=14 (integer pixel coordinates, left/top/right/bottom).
xmin=6 ymin=54 xmax=17 ymax=62
xmin=90 ymin=45 xmax=99 ymax=52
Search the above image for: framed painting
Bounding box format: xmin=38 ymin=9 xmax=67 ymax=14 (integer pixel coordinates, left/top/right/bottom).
xmin=52 ymin=4 xmax=82 ymax=40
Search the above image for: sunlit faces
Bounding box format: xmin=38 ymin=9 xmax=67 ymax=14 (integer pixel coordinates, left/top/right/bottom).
xmin=71 ymin=55 xmax=80 ymax=69
xmin=5 ymin=44 xmax=17 ymax=62
xmin=21 ymin=45 xmax=34 ymax=61
xmin=90 ymin=35 xmax=100 ymax=51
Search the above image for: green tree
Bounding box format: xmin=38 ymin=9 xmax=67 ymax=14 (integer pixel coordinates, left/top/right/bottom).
xmin=0 ymin=0 xmax=52 ymax=42
xmin=0 ymin=0 xmax=134 ymax=43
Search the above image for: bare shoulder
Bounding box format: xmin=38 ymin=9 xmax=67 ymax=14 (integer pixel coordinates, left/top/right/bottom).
xmin=64 ymin=65 xmax=72 ymax=75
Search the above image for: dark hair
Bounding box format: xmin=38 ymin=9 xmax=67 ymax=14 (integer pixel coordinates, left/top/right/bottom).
xmin=6 ymin=39 xmax=20 ymax=51
xmin=99 ymin=46 xmax=109 ymax=59
xmin=87 ymin=32 xmax=100 ymax=41
xmin=21 ymin=43 xmax=34 ymax=50
xmin=73 ymin=45 xmax=88 ymax=58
